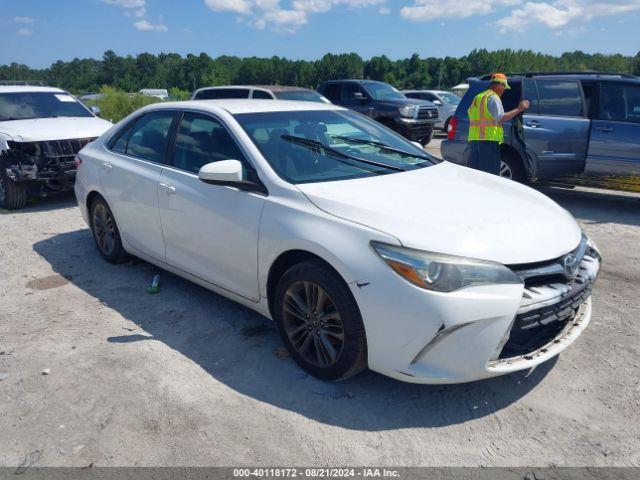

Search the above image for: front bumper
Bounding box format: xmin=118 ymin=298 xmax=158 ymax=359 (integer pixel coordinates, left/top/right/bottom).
xmin=393 ymin=118 xmax=436 ymax=142
xmin=350 ymin=247 xmax=600 ymax=384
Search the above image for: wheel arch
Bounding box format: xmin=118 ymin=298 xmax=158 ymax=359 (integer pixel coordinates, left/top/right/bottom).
xmin=266 ymin=249 xmax=350 ymax=320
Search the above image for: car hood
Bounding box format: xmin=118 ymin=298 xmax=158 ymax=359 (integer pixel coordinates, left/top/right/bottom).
xmin=0 ymin=117 xmax=113 ymax=142
xmin=296 ymin=162 xmax=581 ymax=265
xmin=377 ymin=97 xmax=436 ymax=108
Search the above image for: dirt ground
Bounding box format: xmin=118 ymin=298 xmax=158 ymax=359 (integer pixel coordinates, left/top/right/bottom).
xmin=1 ymin=137 xmax=639 ymax=467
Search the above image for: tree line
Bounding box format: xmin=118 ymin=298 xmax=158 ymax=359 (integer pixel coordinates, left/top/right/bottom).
xmin=2 ymin=49 xmax=639 ymax=95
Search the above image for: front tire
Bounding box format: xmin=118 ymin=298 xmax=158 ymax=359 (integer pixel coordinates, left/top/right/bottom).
xmin=90 ymin=196 xmax=128 ymax=263
xmin=0 ymin=175 xmax=27 ymax=210
xmin=274 ymin=260 xmax=367 ymax=381
xmin=421 ymin=126 xmax=434 ymax=146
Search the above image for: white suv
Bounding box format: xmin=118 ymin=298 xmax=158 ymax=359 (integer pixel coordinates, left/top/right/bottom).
xmin=74 ymin=99 xmax=600 ymax=384
xmin=0 ymin=86 xmax=112 ymax=209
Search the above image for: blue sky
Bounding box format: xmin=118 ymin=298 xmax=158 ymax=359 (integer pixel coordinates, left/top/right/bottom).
xmin=1 ymin=0 xmax=639 ymax=68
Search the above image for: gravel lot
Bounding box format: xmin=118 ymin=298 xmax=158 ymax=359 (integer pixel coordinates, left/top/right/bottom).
xmin=1 ymin=136 xmax=639 ymax=467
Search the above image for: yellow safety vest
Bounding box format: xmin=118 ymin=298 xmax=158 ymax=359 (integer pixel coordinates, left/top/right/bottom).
xmin=467 ymin=89 xmax=503 ymax=143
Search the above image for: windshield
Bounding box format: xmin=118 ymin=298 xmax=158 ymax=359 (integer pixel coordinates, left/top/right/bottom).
xmin=235 ymin=109 xmax=438 ymax=184
xmin=362 ymin=83 xmax=406 ymax=101
xmin=0 ymin=92 xmax=93 ymax=121
xmin=439 ymin=92 xmax=461 ymax=106
xmin=274 ymin=90 xmax=330 ymax=103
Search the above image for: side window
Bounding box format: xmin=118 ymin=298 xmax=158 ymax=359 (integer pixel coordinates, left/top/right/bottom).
xmin=195 ymin=89 xmax=250 ymax=99
xmin=172 ymin=112 xmax=247 ymax=174
xmin=122 ymin=111 xmax=176 ymax=163
xmin=252 ymin=90 xmax=273 ymax=99
xmin=522 ymin=79 xmax=539 ymax=114
xmin=109 ymin=120 xmax=136 ymax=154
xmin=342 ymin=84 xmax=364 ymax=101
xmin=423 ymin=93 xmax=436 ymax=102
xmin=599 ymin=83 xmax=640 ymax=123
xmin=536 ymin=80 xmax=583 ymax=116
xmin=322 ymin=84 xmax=341 ymax=103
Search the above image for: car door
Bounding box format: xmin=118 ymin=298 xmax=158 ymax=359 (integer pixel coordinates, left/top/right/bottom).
xmin=585 ymin=82 xmax=640 ymax=179
xmin=158 ymin=111 xmax=266 ymax=301
xmin=523 ymin=79 xmax=590 ymax=179
xmin=102 ymin=110 xmax=178 ymax=262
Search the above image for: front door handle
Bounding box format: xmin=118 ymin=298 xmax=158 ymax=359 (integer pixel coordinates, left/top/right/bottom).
xmin=159 ymin=183 xmax=176 ymax=195
xmin=101 ymin=161 xmax=112 ymax=171
xmin=525 ymin=120 xmax=541 ymax=128
xmin=596 ymin=126 xmax=613 ymax=133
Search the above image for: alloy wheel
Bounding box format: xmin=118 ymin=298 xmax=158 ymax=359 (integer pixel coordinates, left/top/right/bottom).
xmin=282 ymin=281 xmax=345 ymax=368
xmin=500 ymin=161 xmax=513 ymax=179
xmin=92 ymin=203 xmax=117 ymax=256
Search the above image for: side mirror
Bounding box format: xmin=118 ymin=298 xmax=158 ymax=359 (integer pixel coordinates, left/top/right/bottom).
xmin=411 ymin=141 xmax=425 ymax=150
xmin=353 ymin=92 xmax=366 ymax=101
xmin=90 ymin=105 xmax=101 ymax=116
xmin=199 ymin=160 xmax=268 ymax=195
xmin=199 ymin=160 xmax=244 ymax=183
xmin=432 ymin=100 xmax=443 ymax=106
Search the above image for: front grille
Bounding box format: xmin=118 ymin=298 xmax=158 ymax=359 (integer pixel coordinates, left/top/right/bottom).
xmin=40 ymin=138 xmax=94 ymax=158
xmin=497 ymin=238 xmax=600 ymax=360
xmin=416 ymin=106 xmax=438 ymax=120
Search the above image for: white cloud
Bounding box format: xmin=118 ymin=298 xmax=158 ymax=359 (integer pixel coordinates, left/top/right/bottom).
xmin=400 ymin=0 xmax=518 ymax=21
xmin=379 ymin=6 xmax=391 ymax=14
xmin=14 ymin=16 xmax=36 ymax=24
xmin=204 ymin=0 xmax=253 ymax=14
xmin=102 ymin=0 xmax=145 ymax=7
xmin=14 ymin=16 xmax=36 ymax=35
xmin=495 ymin=0 xmax=640 ymax=32
xmin=134 ymin=19 xmax=168 ymax=31
xmin=205 ymin=0 xmax=387 ymax=32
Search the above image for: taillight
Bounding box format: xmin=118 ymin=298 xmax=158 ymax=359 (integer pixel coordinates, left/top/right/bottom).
xmin=74 ymin=155 xmax=82 ymax=168
xmin=447 ymin=116 xmax=458 ymax=141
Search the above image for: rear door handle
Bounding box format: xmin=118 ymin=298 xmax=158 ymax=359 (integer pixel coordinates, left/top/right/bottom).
xmin=101 ymin=161 xmax=112 ymax=171
xmin=595 ymin=126 xmax=613 ymax=133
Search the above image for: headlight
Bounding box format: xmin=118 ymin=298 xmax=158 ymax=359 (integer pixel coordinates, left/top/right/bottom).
xmin=584 ymin=233 xmax=602 ymax=261
xmin=371 ymin=242 xmax=522 ymax=292
xmin=399 ymin=105 xmax=418 ymax=118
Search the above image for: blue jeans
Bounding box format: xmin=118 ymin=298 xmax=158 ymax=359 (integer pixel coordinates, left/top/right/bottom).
xmin=468 ymin=141 xmax=500 ymax=175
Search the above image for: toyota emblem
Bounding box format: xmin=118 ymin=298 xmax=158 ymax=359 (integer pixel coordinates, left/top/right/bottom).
xmin=563 ymin=253 xmax=579 ymax=278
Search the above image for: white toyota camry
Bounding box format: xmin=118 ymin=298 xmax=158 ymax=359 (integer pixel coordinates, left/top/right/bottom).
xmin=74 ymin=99 xmax=601 ymax=384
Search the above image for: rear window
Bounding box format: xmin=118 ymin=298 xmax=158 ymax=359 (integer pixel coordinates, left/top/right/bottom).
xmin=194 ymin=88 xmax=250 ymax=100
xmin=536 ymin=80 xmax=583 ymax=116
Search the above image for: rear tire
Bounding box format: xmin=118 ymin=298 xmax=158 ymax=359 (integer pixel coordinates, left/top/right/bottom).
xmin=274 ymin=260 xmax=367 ymax=381
xmin=0 ymin=175 xmax=27 ymax=210
xmin=90 ymin=196 xmax=128 ymax=263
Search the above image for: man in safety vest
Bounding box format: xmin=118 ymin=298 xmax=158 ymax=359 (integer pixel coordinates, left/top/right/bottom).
xmin=467 ymin=73 xmax=529 ymax=175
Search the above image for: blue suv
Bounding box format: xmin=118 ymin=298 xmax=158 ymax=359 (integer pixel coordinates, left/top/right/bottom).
xmin=441 ymin=72 xmax=640 ymax=192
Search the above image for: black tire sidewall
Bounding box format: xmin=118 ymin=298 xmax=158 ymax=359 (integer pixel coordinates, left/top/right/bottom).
xmin=0 ymin=175 xmax=27 ymax=210
xmin=274 ymin=261 xmax=367 ymax=381
xmin=90 ymin=197 xmax=127 ymax=263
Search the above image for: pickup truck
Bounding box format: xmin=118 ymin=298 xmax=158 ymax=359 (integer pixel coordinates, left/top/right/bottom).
xmin=441 ymin=72 xmax=640 ymax=192
xmin=318 ymin=80 xmax=439 ymax=146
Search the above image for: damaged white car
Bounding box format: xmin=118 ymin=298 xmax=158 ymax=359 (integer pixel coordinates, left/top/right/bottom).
xmin=75 ymin=100 xmax=601 ymax=384
xmin=0 ymin=86 xmax=112 ymax=209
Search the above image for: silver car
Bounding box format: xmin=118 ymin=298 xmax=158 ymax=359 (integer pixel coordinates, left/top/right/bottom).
xmin=402 ymin=90 xmax=461 ymax=131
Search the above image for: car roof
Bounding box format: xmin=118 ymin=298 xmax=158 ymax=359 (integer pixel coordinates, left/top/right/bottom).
xmin=144 ymin=99 xmax=346 ymax=115
xmin=402 ymin=89 xmax=448 ymax=94
xmin=0 ymin=86 xmax=66 ymax=94
xmin=473 ymin=72 xmax=640 ymax=84
xmin=195 ymin=85 xmax=313 ymax=93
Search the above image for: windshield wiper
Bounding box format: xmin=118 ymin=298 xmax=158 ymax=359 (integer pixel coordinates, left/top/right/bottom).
xmin=280 ymin=135 xmax=406 ymax=172
xmin=330 ymin=135 xmax=432 ymax=160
